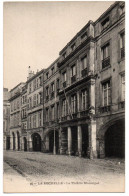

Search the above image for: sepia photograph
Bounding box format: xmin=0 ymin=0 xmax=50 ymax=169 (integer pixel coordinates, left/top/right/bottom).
xmin=3 ymin=1 xmax=125 ymax=193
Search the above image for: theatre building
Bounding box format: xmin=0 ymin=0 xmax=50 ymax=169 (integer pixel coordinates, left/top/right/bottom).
xmin=57 ymin=20 xmax=96 ymax=158
xmin=26 ymin=67 xmax=44 ymax=152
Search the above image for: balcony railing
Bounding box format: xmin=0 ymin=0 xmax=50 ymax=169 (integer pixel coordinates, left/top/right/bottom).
xmin=121 ymin=47 xmax=125 ymax=59
xmin=81 ymin=68 xmax=88 ymax=77
xmin=71 ymin=75 xmax=76 ymax=83
xmin=63 ymin=81 xmax=67 ymax=88
xmin=80 ymin=110 xmax=89 ymax=117
xmin=61 ymin=116 xmax=67 ymax=121
xmin=100 ymin=105 xmax=111 ymax=113
xmin=102 ymin=56 xmax=110 ymax=69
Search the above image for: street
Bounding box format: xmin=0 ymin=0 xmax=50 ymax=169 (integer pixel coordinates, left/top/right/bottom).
xmin=3 ymin=151 xmax=125 ymax=192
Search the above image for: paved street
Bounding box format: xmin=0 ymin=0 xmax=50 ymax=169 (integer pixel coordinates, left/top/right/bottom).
xmin=3 ymin=150 xmax=125 ymax=192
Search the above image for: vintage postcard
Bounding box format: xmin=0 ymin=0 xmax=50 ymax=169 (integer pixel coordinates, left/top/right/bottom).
xmin=3 ymin=1 xmax=125 ymax=193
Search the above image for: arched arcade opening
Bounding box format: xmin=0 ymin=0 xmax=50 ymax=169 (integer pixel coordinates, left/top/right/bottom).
xmin=32 ymin=133 xmax=41 ymax=152
xmin=105 ymin=119 xmax=125 ymax=158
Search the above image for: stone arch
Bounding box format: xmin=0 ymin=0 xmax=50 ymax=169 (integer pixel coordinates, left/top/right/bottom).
xmin=43 ymin=129 xmax=60 ymax=154
xmin=97 ymin=116 xmax=125 ymax=158
xmin=31 ymin=133 xmax=41 ymax=152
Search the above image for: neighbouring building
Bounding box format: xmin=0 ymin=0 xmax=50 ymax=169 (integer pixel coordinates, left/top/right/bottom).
xmin=9 ymin=83 xmax=25 ymax=151
xmin=3 ymin=88 xmax=10 ymax=150
xmin=8 ymin=1 xmax=125 ymax=159
xmin=26 ymin=67 xmax=44 ymax=152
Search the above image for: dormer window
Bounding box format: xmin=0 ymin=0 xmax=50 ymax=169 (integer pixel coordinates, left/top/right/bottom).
xmin=71 ymin=43 xmax=76 ymax=51
xmin=101 ymin=17 xmax=109 ymax=31
xmin=81 ymin=32 xmax=87 ymax=41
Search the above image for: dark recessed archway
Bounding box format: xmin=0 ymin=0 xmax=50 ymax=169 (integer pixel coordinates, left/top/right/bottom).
xmin=49 ymin=130 xmax=59 ymax=154
xmin=32 ymin=133 xmax=41 ymax=152
xmin=23 ymin=137 xmax=27 ymax=151
xmin=17 ymin=131 xmax=20 ymax=151
xmin=105 ymin=120 xmax=125 ymax=158
xmin=81 ymin=124 xmax=89 ymax=157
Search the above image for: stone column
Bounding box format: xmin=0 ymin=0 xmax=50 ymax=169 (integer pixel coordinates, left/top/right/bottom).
xmin=10 ymin=136 xmax=13 ymax=150
xmin=78 ymin=125 xmax=82 ymax=157
xmin=88 ymin=120 xmax=97 ymax=159
xmin=60 ymin=128 xmax=67 ymax=155
xmin=45 ymin=135 xmax=49 ymax=151
xmin=15 ymin=134 xmax=18 ymax=151
xmin=28 ymin=140 xmax=33 ymax=151
xmin=67 ymin=127 xmax=72 ymax=155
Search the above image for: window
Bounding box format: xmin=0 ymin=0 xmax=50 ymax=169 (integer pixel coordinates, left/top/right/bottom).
xmin=71 ymin=64 xmax=76 ymax=83
xmin=51 ymin=105 xmax=55 ymax=121
xmin=29 ymin=83 xmax=32 ymax=93
xmin=46 ymin=108 xmax=49 ymax=122
xmin=17 ymin=99 xmax=19 ymax=109
xmin=51 ymin=82 xmax=55 ymax=92
xmin=71 ymin=43 xmax=76 ymax=51
xmin=51 ymin=67 xmax=54 ymax=75
xmin=81 ymin=89 xmax=88 ymax=110
xmin=57 ymin=79 xmax=60 ymax=90
xmin=71 ymin=94 xmax=77 ymax=114
xmin=33 ymin=94 xmax=36 ymax=107
xmin=57 ymin=103 xmax=59 ymax=119
xmin=33 ymin=114 xmax=37 ymax=128
xmin=81 ymin=56 xmax=87 ymax=70
xmin=101 ymin=17 xmax=109 ymax=30
xmin=36 ymin=94 xmax=39 ymax=105
xmin=102 ymin=81 xmax=111 ymax=106
xmin=33 ymin=79 xmax=36 ymax=90
xmin=46 ymin=86 xmax=49 ymax=101
xmin=46 ymin=72 xmax=49 ymax=79
xmin=120 ymin=32 xmax=125 ymax=59
xmin=39 ymin=76 xmax=43 ymax=86
xmin=29 ymin=97 xmax=32 ymax=108
xmin=38 ymin=112 xmax=42 ymax=126
xmin=39 ymin=92 xmax=43 ymax=104
xmin=71 ymin=64 xmax=76 ymax=76
xmin=101 ymin=43 xmax=110 ymax=69
xmin=81 ymin=32 xmax=87 ymax=41
xmin=62 ymin=99 xmax=67 ymax=117
xmin=121 ymin=74 xmax=125 ymax=101
xmin=36 ymin=78 xmax=39 ymax=88
xmin=62 ymin=72 xmax=66 ymax=82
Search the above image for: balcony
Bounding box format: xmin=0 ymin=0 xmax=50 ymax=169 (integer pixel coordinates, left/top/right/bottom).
xmin=61 ymin=116 xmax=67 ymax=121
xmin=81 ymin=68 xmax=88 ymax=77
xmin=100 ymin=105 xmax=111 ymax=113
xmin=51 ymin=91 xmax=55 ymax=99
xmin=71 ymin=75 xmax=76 ymax=83
xmin=121 ymin=47 xmax=125 ymax=59
xmin=63 ymin=81 xmax=67 ymax=88
xmin=80 ymin=110 xmax=89 ymax=117
xmin=102 ymin=57 xmax=110 ymax=69
xmin=72 ymin=113 xmax=77 ymax=119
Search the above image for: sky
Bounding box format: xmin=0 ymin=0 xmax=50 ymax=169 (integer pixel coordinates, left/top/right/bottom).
xmin=3 ymin=1 xmax=114 ymax=91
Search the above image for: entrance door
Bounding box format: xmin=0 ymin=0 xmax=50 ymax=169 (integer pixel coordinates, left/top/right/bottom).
xmin=32 ymin=133 xmax=41 ymax=152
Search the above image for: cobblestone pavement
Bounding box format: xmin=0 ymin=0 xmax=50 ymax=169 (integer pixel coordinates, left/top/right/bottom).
xmin=3 ymin=151 xmax=125 ymax=192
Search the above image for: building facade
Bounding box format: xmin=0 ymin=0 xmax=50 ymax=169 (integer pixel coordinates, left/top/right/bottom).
xmin=3 ymin=88 xmax=10 ymax=150
xmin=9 ymin=83 xmax=25 ymax=151
xmin=8 ymin=1 xmax=125 ymax=159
